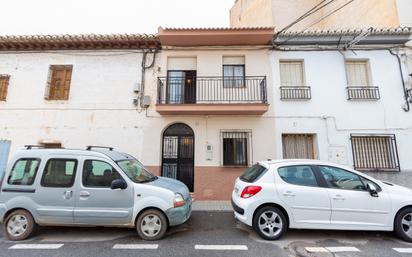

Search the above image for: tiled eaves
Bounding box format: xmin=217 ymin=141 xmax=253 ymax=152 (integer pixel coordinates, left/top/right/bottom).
xmin=279 ymin=27 xmax=412 ymax=37
xmin=0 ymin=33 xmax=161 ymax=51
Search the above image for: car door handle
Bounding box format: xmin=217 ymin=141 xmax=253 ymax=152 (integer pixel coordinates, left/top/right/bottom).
xmin=283 ymin=191 xmax=296 ymax=197
xmin=79 ymin=191 xmax=90 ymax=198
xmin=332 ymin=195 xmax=345 ymax=200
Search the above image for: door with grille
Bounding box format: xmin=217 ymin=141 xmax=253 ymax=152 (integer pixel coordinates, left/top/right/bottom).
xmin=161 ymin=123 xmax=194 ymax=192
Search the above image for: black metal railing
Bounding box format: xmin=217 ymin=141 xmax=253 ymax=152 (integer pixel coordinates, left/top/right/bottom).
xmin=280 ymin=86 xmax=311 ymax=100
xmin=350 ymin=134 xmax=400 ymax=172
xmin=347 ymin=86 xmax=380 ymax=100
xmin=157 ymin=76 xmax=267 ymax=104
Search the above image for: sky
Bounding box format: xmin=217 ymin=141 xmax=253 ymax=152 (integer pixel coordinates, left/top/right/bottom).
xmin=0 ymin=0 xmax=235 ymax=35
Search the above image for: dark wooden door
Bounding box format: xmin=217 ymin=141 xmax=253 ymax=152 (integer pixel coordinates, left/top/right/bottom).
xmin=162 ymin=123 xmax=194 ymax=192
xmin=184 ymin=70 xmax=196 ymax=104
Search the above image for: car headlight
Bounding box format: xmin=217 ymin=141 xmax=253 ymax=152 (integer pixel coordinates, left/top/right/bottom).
xmin=173 ymin=193 xmax=186 ymax=208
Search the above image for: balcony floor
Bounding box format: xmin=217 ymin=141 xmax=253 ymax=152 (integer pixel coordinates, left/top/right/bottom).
xmin=155 ymin=103 xmax=269 ymax=115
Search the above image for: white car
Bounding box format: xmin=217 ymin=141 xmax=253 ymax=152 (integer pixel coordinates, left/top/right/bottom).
xmin=232 ymin=159 xmax=412 ymax=242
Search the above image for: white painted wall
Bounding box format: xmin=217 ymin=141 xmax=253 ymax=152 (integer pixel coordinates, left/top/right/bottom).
xmin=271 ymin=49 xmax=412 ymax=171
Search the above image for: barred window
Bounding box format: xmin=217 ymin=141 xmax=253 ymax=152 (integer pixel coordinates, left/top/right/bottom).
xmin=222 ymin=131 xmax=251 ymax=166
xmin=0 ymin=75 xmax=10 ymax=101
xmin=351 ymin=134 xmax=400 ymax=171
xmin=46 ymin=65 xmax=73 ymax=100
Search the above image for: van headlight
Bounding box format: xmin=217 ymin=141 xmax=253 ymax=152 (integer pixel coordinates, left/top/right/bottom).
xmin=173 ymin=193 xmax=186 ymax=208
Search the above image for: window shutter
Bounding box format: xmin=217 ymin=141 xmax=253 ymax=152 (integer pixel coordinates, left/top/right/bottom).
xmin=280 ymin=61 xmax=304 ymax=87
xmin=345 ymin=60 xmax=370 ymax=86
xmin=46 ymin=65 xmax=73 ymax=100
xmin=0 ymin=75 xmax=10 ymax=101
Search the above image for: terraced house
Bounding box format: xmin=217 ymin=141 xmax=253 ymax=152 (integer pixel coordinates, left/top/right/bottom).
xmin=0 ymin=25 xmax=411 ymax=200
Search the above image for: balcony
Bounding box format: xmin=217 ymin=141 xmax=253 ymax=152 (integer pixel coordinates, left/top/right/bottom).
xmin=347 ymin=86 xmax=380 ymax=100
xmin=280 ymin=86 xmax=311 ymax=100
xmin=156 ymin=76 xmax=268 ymax=115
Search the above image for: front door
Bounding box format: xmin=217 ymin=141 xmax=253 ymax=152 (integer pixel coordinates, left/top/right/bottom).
xmin=276 ymin=165 xmax=331 ymax=226
xmin=74 ymin=158 xmax=134 ymax=225
xmin=316 ymin=165 xmax=391 ymax=228
xmin=162 ymin=123 xmax=195 ymax=192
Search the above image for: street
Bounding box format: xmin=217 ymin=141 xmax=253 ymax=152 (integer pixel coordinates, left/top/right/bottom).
xmin=1 ymin=211 xmax=412 ymax=257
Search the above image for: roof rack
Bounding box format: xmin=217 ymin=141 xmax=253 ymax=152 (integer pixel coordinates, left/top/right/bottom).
xmin=24 ymin=145 xmax=45 ymax=150
xmin=86 ymin=146 xmax=114 ymax=151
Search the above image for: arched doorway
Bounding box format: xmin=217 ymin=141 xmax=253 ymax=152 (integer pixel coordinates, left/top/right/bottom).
xmin=161 ymin=123 xmax=194 ymax=192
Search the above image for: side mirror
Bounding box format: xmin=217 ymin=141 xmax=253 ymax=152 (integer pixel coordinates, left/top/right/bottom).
xmin=111 ymin=179 xmax=127 ymax=190
xmin=366 ymin=183 xmax=378 ymax=197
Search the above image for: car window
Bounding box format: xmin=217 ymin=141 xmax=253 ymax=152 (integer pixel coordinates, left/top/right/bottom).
xmin=83 ymin=160 xmax=122 ymax=188
xmin=278 ymin=165 xmax=318 ymax=187
xmin=8 ymin=158 xmax=40 ymax=185
xmin=240 ymin=164 xmax=267 ymax=183
xmin=318 ymin=166 xmax=365 ymax=191
xmin=41 ymin=159 xmax=77 ymax=187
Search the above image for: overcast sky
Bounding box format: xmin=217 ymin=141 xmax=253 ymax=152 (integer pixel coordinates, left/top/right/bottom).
xmin=0 ymin=0 xmax=235 ymax=35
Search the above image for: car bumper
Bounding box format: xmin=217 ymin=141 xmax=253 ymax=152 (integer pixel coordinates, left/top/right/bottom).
xmin=231 ymin=192 xmax=253 ymax=226
xmin=0 ymin=204 xmax=6 ymax=223
xmin=165 ymin=197 xmax=192 ymax=226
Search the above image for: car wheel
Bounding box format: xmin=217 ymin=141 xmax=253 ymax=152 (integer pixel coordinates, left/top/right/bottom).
xmin=395 ymin=207 xmax=412 ymax=242
xmin=4 ymin=209 xmax=37 ymax=241
xmin=253 ymin=206 xmax=287 ymax=241
xmin=136 ymin=209 xmax=168 ymax=241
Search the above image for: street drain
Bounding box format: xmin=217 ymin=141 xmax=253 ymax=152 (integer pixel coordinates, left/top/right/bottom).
xmin=286 ymin=241 xmax=335 ymax=257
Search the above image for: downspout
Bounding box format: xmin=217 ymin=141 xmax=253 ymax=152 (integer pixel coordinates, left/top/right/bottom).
xmin=389 ymin=49 xmax=410 ymax=112
xmin=140 ymin=49 xmax=158 ymax=108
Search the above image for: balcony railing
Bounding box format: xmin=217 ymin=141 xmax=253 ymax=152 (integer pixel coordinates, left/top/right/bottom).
xmin=280 ymin=86 xmax=311 ymax=100
xmin=347 ymin=86 xmax=380 ymax=100
xmin=157 ymin=76 xmax=267 ymax=104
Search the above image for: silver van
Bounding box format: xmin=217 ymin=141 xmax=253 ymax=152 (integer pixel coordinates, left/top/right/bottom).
xmin=0 ymin=146 xmax=192 ymax=241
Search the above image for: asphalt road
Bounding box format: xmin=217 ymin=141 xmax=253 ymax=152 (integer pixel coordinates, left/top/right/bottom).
xmin=1 ymin=211 xmax=412 ymax=257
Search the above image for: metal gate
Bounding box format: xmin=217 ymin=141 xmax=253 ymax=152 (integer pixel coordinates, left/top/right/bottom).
xmin=162 ymin=123 xmax=194 ymax=192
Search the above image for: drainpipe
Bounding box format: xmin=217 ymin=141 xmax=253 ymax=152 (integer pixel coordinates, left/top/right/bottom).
xmin=389 ymin=49 xmax=410 ymax=112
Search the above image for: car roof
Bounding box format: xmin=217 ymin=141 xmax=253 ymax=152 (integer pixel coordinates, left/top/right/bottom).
xmin=12 ymin=148 xmax=134 ymax=162
xmin=261 ymin=159 xmax=352 ymax=169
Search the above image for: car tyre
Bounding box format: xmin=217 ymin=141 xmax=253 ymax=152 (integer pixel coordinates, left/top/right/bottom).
xmin=253 ymin=206 xmax=287 ymax=241
xmin=4 ymin=209 xmax=37 ymax=241
xmin=136 ymin=209 xmax=168 ymax=241
xmin=395 ymin=207 xmax=412 ymax=242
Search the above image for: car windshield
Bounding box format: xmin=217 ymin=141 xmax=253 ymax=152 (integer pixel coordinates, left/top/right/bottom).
xmin=116 ymin=159 xmax=157 ymax=183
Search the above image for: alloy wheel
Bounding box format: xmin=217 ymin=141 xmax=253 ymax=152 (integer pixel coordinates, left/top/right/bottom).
xmin=258 ymin=211 xmax=283 ymax=238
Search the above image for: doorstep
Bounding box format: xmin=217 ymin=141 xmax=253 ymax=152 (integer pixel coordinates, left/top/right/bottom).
xmin=191 ymin=201 xmax=232 ymax=212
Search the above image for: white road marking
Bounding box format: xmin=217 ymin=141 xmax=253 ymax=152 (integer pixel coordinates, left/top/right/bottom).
xmin=393 ymin=248 xmax=412 ymax=253
xmin=113 ymin=244 xmax=159 ymax=250
xmin=195 ymin=245 xmax=248 ymax=250
xmin=9 ymin=244 xmax=64 ymax=250
xmin=306 ymin=246 xmax=360 ymax=253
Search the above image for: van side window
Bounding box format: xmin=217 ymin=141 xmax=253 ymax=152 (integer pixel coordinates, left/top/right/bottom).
xmin=8 ymin=159 xmax=40 ymax=185
xmin=278 ymin=165 xmax=318 ymax=187
xmin=41 ymin=159 xmax=77 ymax=187
xmin=83 ymin=160 xmax=121 ymax=188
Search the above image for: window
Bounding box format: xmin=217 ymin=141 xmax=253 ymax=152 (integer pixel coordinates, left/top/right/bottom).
xmin=40 ymin=142 xmax=62 ymax=149
xmin=117 ymin=159 xmax=156 ymax=183
xmin=223 ymin=56 xmax=245 ymax=87
xmin=222 ymin=131 xmax=250 ymax=166
xmin=351 ymin=134 xmax=400 ymax=171
xmin=0 ymin=75 xmax=10 ymax=101
xmin=46 ymin=65 xmax=73 ymax=100
xmin=8 ymin=159 xmax=40 ymax=185
xmin=279 ymin=61 xmax=304 ymax=87
xmin=318 ymin=166 xmax=365 ymax=191
xmin=278 ymin=165 xmax=318 ymax=187
xmin=345 ymin=60 xmax=370 ymax=86
xmin=41 ymin=159 xmax=77 ymax=187
xmin=282 ymin=134 xmax=315 ymax=159
xmin=83 ymin=160 xmax=122 ymax=187
xmin=240 ymin=164 xmax=267 ymax=183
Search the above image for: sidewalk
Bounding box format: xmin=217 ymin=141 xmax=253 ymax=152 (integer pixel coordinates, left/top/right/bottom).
xmin=192 ymin=201 xmax=232 ymax=212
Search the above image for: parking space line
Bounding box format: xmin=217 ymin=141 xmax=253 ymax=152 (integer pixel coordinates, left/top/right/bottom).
xmin=305 ymin=246 xmax=360 ymax=253
xmin=113 ymin=244 xmax=159 ymax=249
xmin=9 ymin=244 xmax=64 ymax=250
xmin=394 ymin=248 xmax=412 ymax=253
xmin=195 ymin=245 xmax=248 ymax=250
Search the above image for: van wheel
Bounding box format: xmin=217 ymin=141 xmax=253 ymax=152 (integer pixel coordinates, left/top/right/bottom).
xmin=253 ymin=206 xmax=287 ymax=241
xmin=136 ymin=209 xmax=167 ymax=241
xmin=395 ymin=207 xmax=412 ymax=242
xmin=4 ymin=210 xmax=37 ymax=241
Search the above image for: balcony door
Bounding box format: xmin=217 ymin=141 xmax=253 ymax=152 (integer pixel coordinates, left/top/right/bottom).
xmin=167 ymin=70 xmax=196 ymax=104
xmin=161 ymin=123 xmax=195 ymax=192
